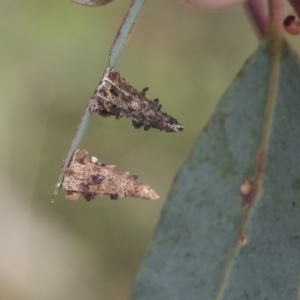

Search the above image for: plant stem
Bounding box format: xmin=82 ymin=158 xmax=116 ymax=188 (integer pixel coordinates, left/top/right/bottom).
xmin=52 ymin=0 xmax=148 ymax=202
xmin=109 ymin=0 xmax=147 ymax=67
xmin=245 ymin=0 xmax=269 ymax=37
xmin=52 ymin=104 xmax=93 ymax=202
xmin=268 ymin=0 xmax=284 ymax=35
xmin=288 ymin=0 xmax=300 ymax=19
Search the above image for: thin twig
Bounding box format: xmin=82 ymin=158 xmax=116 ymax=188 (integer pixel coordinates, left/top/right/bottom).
xmin=268 ymin=0 xmax=284 ymax=34
xmin=52 ymin=104 xmax=93 ymax=202
xmin=109 ymin=0 xmax=147 ymax=67
xmin=52 ymin=0 xmax=148 ymax=202
xmin=245 ymin=0 xmax=269 ymax=37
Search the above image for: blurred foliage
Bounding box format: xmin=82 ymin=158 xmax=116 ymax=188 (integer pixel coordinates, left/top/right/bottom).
xmin=0 ymin=0 xmax=298 ymax=299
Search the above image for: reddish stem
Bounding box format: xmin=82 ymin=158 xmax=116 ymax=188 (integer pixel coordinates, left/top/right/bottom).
xmin=268 ymin=0 xmax=284 ymax=34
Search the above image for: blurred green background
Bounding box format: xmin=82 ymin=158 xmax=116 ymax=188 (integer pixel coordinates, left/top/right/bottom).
xmin=1 ymin=0 xmax=296 ymax=299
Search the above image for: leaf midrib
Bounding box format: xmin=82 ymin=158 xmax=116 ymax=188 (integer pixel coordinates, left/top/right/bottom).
xmin=214 ymin=34 xmax=282 ymax=300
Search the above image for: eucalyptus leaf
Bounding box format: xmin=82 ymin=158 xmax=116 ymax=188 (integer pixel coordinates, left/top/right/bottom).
xmin=130 ymin=38 xmax=300 ymax=299
xmin=71 ymin=0 xmax=113 ymax=7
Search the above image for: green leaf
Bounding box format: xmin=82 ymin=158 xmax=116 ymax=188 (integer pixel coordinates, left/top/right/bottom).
xmin=130 ymin=37 xmax=300 ymax=299
xmin=71 ymin=0 xmax=113 ymax=7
